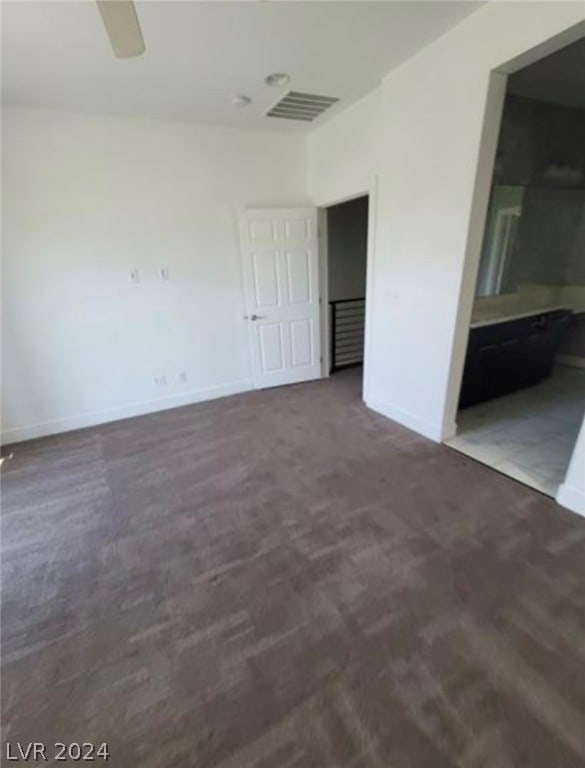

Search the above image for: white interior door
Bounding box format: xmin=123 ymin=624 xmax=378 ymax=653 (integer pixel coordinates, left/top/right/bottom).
xmin=239 ymin=208 xmax=321 ymax=389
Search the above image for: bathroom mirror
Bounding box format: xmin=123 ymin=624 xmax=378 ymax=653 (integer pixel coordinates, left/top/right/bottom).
xmin=476 ymin=185 xmax=524 ymax=297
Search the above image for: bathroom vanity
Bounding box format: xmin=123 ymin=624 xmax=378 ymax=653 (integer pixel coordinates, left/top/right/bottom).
xmin=458 ymin=307 xmax=573 ymax=408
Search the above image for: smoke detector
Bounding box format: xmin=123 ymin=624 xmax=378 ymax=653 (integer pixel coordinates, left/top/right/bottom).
xmin=232 ymin=95 xmax=252 ymax=108
xmin=265 ymin=73 xmax=291 ymax=87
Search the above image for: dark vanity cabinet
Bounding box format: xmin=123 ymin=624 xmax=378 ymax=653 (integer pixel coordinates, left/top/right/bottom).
xmin=459 ymin=309 xmax=573 ymax=408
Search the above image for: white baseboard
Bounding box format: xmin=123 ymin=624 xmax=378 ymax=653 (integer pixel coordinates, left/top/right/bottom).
xmin=365 ymin=395 xmax=443 ymax=442
xmin=1 ymin=379 xmax=253 ymax=445
xmin=556 ymin=482 xmax=585 ymax=519
xmin=557 ymin=354 xmax=585 ymax=370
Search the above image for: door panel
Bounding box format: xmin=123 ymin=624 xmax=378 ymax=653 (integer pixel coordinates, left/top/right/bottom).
xmin=240 ymin=208 xmax=321 ymax=389
xmin=258 ymin=323 xmax=285 ymax=372
xmin=252 ymin=252 xmax=280 ymax=307
xmin=290 ymin=319 xmax=312 ymax=367
xmin=284 ymin=217 xmax=311 ymax=241
xmin=286 ymin=250 xmax=311 ymax=304
xmin=248 ymin=218 xmax=277 ymax=244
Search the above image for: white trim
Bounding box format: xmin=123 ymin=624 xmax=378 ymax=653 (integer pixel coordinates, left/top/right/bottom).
xmin=363 ymin=178 xmax=378 ymax=402
xmin=1 ymin=379 xmax=253 ymax=445
xmin=318 ymin=207 xmax=330 ymax=379
xmin=315 ymin=176 xmax=377 ymax=400
xmin=441 ymin=70 xmax=508 ymax=442
xmin=313 ymin=176 xmax=374 ymax=210
xmin=366 ymin=395 xmax=443 ymax=443
xmin=556 ymin=482 xmax=585 ymax=519
xmin=441 ymin=419 xmax=458 ymax=442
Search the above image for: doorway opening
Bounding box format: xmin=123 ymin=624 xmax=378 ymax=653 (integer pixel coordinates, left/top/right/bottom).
xmin=320 ymin=195 xmax=369 ymax=396
xmin=447 ymin=36 xmax=585 ymax=498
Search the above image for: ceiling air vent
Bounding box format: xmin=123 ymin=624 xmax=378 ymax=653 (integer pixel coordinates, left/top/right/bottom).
xmin=266 ymin=91 xmax=339 ymax=122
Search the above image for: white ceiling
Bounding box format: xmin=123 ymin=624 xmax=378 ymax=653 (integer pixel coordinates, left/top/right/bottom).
xmin=1 ymin=1 xmax=484 ymax=132
xmin=507 ymin=36 xmax=585 ymax=110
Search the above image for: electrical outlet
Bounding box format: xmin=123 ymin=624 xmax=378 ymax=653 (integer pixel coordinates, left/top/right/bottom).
xmin=160 ymin=268 xmax=170 ymax=281
xmin=153 ymin=375 xmax=168 ymax=387
xmin=129 ymin=269 xmax=140 ymax=284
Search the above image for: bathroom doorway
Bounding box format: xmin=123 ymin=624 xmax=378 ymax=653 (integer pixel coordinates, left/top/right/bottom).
xmin=447 ymin=37 xmax=585 ymax=497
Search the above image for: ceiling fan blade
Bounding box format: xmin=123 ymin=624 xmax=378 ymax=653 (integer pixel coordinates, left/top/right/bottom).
xmin=96 ymin=0 xmax=145 ymax=59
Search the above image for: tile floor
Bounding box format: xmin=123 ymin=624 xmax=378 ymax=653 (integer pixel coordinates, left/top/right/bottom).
xmin=447 ymin=365 xmax=585 ymax=497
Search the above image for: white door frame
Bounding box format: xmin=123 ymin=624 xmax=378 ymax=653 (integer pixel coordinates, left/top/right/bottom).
xmin=314 ymin=176 xmax=378 ymax=400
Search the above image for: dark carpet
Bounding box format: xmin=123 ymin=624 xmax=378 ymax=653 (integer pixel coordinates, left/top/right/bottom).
xmin=2 ymin=368 xmax=585 ymax=767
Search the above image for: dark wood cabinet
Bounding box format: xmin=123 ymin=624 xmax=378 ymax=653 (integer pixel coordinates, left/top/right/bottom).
xmin=459 ymin=309 xmax=572 ymax=408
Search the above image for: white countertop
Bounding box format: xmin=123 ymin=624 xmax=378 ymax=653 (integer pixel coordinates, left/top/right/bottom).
xmin=470 ymin=305 xmax=572 ymax=329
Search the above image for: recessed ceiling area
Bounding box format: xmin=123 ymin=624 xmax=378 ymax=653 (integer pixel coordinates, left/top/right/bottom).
xmin=508 ymin=36 xmax=585 ymax=110
xmin=1 ymin=0 xmax=484 ymax=132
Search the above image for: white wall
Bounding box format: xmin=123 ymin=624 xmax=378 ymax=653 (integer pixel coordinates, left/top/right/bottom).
xmin=309 ymin=90 xmax=380 ymax=205
xmin=308 ymin=1 xmax=585 ymax=514
xmin=1 ymin=107 xmax=307 ymax=443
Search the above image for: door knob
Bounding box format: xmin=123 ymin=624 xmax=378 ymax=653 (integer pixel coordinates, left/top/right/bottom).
xmin=244 ymin=314 xmax=265 ymax=321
